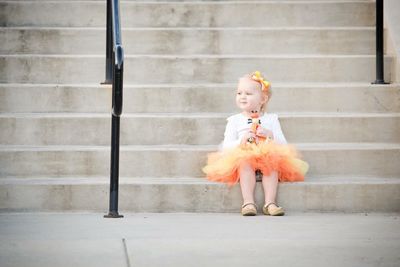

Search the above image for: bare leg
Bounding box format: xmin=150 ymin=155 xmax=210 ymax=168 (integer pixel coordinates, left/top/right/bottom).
xmin=261 ymin=171 xmax=279 ymax=204
xmin=238 ymin=161 xmax=256 ymax=204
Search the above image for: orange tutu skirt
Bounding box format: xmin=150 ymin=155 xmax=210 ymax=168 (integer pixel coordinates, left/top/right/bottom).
xmin=202 ymin=141 xmax=309 ymax=187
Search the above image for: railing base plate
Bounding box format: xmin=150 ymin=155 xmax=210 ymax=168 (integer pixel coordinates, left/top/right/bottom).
xmin=104 ymin=212 xmax=124 ymax=218
xmin=372 ymin=80 xmax=390 ymax=84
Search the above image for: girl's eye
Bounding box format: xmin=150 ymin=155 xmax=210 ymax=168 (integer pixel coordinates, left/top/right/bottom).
xmin=237 ymin=92 xmax=241 ymax=95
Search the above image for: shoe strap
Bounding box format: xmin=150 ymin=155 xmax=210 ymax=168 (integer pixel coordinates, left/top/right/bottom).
xmin=264 ymin=202 xmax=279 ymax=209
xmin=242 ymin=203 xmax=257 ymax=209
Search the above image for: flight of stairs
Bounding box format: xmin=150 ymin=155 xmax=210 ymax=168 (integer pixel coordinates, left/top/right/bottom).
xmin=1 ymin=0 xmax=399 ymax=213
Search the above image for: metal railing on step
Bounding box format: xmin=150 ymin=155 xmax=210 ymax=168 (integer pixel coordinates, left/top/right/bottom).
xmin=102 ymin=0 xmax=124 ymax=218
xmin=372 ymin=0 xmax=389 ymax=84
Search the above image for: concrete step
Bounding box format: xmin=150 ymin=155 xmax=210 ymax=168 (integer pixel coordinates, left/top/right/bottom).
xmin=0 ymin=1 xmax=375 ymax=27
xmin=0 ymin=55 xmax=393 ymax=84
xmin=0 ymin=143 xmax=399 ymax=177
xmin=0 ymin=27 xmax=377 ymax=55
xmin=1 ymin=176 xmax=399 ymax=212
xmin=1 ymin=112 xmax=399 ymax=145
xmin=2 ymin=83 xmax=399 ymax=113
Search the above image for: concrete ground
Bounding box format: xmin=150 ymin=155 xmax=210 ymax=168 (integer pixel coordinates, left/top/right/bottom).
xmin=0 ymin=211 xmax=399 ymax=267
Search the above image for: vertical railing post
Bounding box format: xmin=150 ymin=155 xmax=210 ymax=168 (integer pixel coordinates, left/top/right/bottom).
xmin=104 ymin=0 xmax=124 ymax=218
xmin=105 ymin=114 xmax=123 ymax=218
xmin=372 ymin=0 xmax=389 ymax=84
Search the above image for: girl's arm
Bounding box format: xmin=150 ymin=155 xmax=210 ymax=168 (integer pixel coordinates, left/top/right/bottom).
xmin=222 ymin=118 xmax=241 ymax=149
xmin=272 ymin=114 xmax=288 ymax=145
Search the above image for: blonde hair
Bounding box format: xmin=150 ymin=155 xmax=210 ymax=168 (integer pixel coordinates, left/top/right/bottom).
xmin=238 ymin=72 xmax=272 ymax=114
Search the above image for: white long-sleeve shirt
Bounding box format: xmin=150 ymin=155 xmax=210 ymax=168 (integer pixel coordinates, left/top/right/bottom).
xmin=220 ymin=112 xmax=288 ymax=150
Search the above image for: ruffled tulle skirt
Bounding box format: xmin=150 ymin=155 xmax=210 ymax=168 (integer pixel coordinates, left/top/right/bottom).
xmin=202 ymin=141 xmax=309 ymax=187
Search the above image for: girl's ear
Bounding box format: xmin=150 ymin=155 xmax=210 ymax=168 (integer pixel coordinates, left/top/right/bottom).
xmin=262 ymin=94 xmax=268 ymax=104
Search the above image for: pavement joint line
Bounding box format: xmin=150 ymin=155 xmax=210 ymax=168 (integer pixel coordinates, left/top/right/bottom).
xmin=122 ymin=238 xmax=131 ymax=267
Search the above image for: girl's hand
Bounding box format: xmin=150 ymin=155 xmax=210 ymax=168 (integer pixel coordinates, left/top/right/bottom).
xmin=256 ymin=127 xmax=274 ymax=140
xmin=241 ymin=131 xmax=257 ymax=145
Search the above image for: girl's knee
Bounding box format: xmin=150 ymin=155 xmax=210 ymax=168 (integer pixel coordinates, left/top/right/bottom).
xmin=238 ymin=161 xmax=253 ymax=171
xmin=262 ymin=170 xmax=278 ymax=179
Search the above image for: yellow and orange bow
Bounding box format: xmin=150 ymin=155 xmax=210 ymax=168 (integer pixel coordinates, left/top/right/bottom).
xmin=251 ymin=71 xmax=270 ymax=92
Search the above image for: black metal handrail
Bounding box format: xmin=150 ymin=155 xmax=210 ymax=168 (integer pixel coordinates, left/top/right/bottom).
xmin=102 ymin=0 xmax=124 ymax=218
xmin=372 ymin=0 xmax=389 ymax=84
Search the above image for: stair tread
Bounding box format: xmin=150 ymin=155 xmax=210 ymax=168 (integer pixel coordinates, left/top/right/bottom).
xmin=2 ymin=82 xmax=398 ymax=87
xmin=2 ymin=0 xmax=374 ymax=3
xmin=1 ymin=112 xmax=400 ymax=118
xmin=1 ymin=143 xmax=400 ymax=151
xmin=1 ymin=26 xmax=376 ymax=30
xmin=1 ymin=176 xmax=399 ymax=185
xmin=0 ymin=54 xmax=392 ymax=58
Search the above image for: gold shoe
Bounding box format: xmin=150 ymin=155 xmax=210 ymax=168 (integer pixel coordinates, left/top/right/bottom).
xmin=241 ymin=203 xmax=258 ymax=216
xmin=263 ymin=202 xmax=285 ymax=216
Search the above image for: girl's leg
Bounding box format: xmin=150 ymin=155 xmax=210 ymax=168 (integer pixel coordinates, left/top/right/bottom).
xmin=238 ymin=161 xmax=256 ymax=204
xmin=261 ymin=171 xmax=279 ymax=204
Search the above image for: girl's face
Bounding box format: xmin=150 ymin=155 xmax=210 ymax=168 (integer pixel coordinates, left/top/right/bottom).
xmin=236 ymin=79 xmax=267 ymax=113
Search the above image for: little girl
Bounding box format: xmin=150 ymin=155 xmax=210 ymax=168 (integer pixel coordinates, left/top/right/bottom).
xmin=202 ymin=71 xmax=309 ymax=216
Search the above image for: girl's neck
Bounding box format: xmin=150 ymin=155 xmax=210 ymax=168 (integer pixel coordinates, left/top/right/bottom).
xmin=241 ymin=110 xmax=265 ymax=117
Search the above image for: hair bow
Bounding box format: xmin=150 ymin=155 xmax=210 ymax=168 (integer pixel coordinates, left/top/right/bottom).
xmin=251 ymin=71 xmax=270 ymax=92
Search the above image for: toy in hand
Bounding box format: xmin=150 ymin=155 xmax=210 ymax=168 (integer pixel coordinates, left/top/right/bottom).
xmin=247 ymin=110 xmax=272 ymax=144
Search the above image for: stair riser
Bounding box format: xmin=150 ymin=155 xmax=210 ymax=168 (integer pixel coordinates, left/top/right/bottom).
xmin=0 ymin=2 xmax=375 ymax=27
xmin=0 ymin=28 xmax=376 ymax=55
xmin=2 ymin=85 xmax=399 ymax=113
xmin=0 ymin=56 xmax=393 ymax=83
xmin=1 ymin=181 xmax=399 ymax=212
xmin=0 ymin=149 xmax=399 ymax=177
xmin=1 ymin=116 xmax=400 ymax=145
